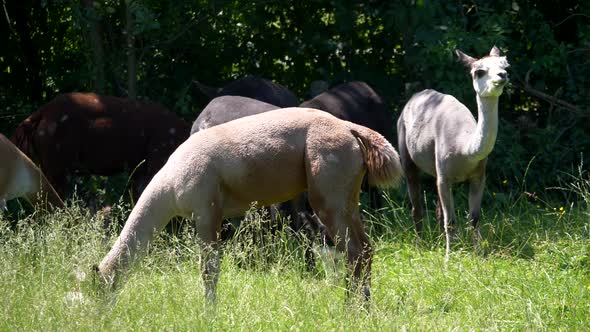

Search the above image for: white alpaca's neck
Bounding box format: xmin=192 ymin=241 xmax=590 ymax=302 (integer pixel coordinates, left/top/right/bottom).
xmin=463 ymin=94 xmax=499 ymax=161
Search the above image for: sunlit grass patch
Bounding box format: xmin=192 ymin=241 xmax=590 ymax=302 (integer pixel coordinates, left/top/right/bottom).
xmin=1 ymin=172 xmax=589 ymax=330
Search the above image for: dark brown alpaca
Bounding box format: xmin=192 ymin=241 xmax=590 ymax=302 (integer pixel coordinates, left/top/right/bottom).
xmin=12 ymin=92 xmax=190 ymax=199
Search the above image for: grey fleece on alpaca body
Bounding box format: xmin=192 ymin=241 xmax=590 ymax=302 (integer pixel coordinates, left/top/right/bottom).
xmin=195 ymin=75 xmax=300 ymax=108
xmin=191 ymin=96 xmax=279 ymax=134
xmin=397 ymin=46 xmax=510 ymax=259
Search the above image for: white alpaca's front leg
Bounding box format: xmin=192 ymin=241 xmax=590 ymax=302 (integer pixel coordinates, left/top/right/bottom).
xmin=436 ymin=178 xmax=455 ymax=261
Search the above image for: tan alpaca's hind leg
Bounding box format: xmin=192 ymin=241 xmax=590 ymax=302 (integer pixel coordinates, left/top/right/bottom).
xmin=330 ymin=208 xmax=372 ymax=300
xmin=306 ymin=154 xmax=371 ymax=299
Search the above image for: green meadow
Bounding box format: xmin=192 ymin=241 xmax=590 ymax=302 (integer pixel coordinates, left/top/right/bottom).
xmin=1 ymin=176 xmax=589 ymax=331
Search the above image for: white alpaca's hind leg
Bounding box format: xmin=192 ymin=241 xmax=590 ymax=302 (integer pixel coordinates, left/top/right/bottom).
xmin=468 ymin=174 xmax=486 ymax=250
xmin=398 ymin=120 xmax=425 ymax=237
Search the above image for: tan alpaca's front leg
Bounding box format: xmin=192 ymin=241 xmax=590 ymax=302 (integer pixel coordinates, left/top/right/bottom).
xmin=201 ymin=242 xmax=220 ymax=303
xmin=193 ymin=204 xmax=222 ymax=303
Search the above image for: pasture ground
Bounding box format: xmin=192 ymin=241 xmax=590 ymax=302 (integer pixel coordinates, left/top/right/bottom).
xmin=1 ymin=181 xmax=589 ymax=331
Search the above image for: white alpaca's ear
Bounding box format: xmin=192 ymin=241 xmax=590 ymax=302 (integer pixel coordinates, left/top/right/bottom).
xmin=489 ymin=46 xmax=501 ymax=57
xmin=455 ymin=49 xmax=477 ymax=67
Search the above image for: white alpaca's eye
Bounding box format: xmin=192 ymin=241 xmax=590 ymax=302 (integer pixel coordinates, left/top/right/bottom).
xmin=474 ymin=69 xmax=486 ymax=78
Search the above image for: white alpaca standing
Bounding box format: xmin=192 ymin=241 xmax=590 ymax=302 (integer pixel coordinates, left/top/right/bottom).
xmin=397 ymin=46 xmax=510 ymax=258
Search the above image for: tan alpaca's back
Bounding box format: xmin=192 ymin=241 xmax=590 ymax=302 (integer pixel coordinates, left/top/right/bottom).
xmin=161 ymin=107 xmax=401 ymax=218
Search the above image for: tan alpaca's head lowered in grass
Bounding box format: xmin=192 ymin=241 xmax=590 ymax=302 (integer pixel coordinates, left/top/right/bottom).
xmin=397 ymin=46 xmax=510 ymax=259
xmin=96 ymin=107 xmax=403 ymax=302
xmin=0 ymin=134 xmax=64 ymax=213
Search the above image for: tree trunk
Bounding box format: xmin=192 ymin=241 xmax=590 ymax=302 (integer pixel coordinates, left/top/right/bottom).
xmin=10 ymin=1 xmax=43 ymax=102
xmin=82 ymin=0 xmax=105 ymax=93
xmin=126 ymin=0 xmax=137 ymax=100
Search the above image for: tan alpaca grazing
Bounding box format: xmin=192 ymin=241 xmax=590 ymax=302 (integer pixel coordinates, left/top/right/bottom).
xmin=0 ymin=134 xmax=64 ymax=212
xmin=97 ymin=108 xmax=403 ymax=302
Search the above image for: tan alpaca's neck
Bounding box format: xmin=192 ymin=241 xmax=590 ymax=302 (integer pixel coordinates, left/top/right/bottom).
xmin=98 ymin=179 xmax=175 ymax=277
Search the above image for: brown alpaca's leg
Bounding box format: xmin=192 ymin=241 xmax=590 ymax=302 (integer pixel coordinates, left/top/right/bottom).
xmin=363 ymin=176 xmax=383 ymax=211
xmin=46 ymin=172 xmax=68 ymax=199
xmin=287 ymin=193 xmax=320 ymax=272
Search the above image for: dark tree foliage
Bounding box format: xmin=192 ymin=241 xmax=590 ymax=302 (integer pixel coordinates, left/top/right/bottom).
xmin=0 ymin=0 xmax=588 ymax=200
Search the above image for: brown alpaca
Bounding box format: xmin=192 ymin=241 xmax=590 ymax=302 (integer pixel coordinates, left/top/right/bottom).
xmin=97 ymin=108 xmax=403 ymax=302
xmin=12 ymin=92 xmax=190 ymax=198
xmin=0 ymin=134 xmax=64 ymax=212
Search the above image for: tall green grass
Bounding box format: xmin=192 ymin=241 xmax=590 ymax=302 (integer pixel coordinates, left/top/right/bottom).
xmin=1 ymin=177 xmax=589 ymax=331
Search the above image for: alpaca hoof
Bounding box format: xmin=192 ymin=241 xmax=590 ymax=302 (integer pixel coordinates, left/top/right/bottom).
xmin=205 ymin=289 xmax=217 ymax=303
xmin=363 ymin=286 xmax=371 ymax=302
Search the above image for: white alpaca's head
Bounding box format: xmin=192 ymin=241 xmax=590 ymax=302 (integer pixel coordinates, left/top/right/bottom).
xmin=456 ymin=46 xmax=510 ymax=98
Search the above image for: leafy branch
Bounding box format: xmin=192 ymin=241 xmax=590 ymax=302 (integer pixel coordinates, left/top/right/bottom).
xmin=514 ymin=69 xmax=585 ymax=117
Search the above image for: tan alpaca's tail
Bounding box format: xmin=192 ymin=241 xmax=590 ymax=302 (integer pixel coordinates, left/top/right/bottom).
xmin=350 ymin=125 xmax=404 ymax=188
